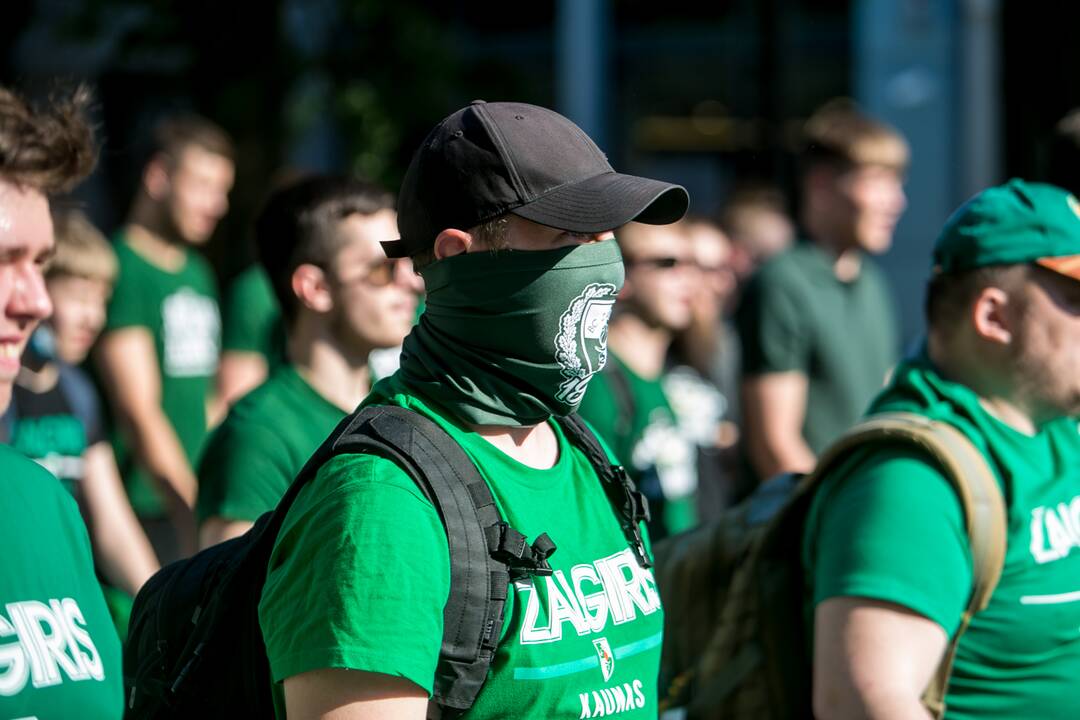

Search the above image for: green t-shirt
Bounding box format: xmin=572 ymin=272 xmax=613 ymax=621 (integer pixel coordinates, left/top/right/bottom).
xmin=0 ymin=444 xmax=123 ymax=719
xmin=196 ymin=365 xmax=344 ymax=523
xmin=259 ymin=374 xmax=664 ymax=718
xmin=577 ymin=353 xmax=697 ymax=540
xmin=736 ymin=241 xmax=898 ymax=461
xmin=104 ymin=234 xmax=220 ymax=516
xmin=221 ymin=264 xmax=285 ymax=368
xmin=803 ymin=356 xmax=1080 ymax=719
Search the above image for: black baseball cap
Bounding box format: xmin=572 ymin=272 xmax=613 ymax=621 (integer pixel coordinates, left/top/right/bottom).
xmin=382 ymin=100 xmax=690 ymax=258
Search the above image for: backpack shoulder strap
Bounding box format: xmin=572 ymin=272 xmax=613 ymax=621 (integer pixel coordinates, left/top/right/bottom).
xmin=556 ymin=412 xmax=652 ymax=569
xmin=313 ymin=405 xmax=556 ymax=713
xmin=808 ymin=411 xmax=1007 ymax=718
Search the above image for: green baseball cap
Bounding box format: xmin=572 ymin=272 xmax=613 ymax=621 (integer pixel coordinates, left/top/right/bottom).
xmin=933 ymin=178 xmax=1080 ymax=281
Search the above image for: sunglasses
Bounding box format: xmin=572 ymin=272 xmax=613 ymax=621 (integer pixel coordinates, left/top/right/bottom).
xmin=624 ymin=256 xmax=695 ymax=270
xmin=329 ymin=257 xmax=407 ymax=288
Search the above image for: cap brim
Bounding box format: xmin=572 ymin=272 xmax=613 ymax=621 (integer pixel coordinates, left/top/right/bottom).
xmin=511 ymin=172 xmax=689 ymax=233
xmin=381 ymin=238 xmax=408 ymax=258
xmin=1036 ymin=255 xmax=1080 ymax=282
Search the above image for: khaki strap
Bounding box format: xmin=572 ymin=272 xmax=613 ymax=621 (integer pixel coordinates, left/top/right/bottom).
xmin=810 ymin=412 xmax=1007 ymax=718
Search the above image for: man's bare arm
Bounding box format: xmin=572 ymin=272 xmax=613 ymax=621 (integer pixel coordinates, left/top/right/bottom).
xmin=198 ymin=516 xmax=253 ymax=549
xmin=95 ymin=327 xmax=199 ymax=553
xmin=215 ymin=349 xmax=267 ymax=412
xmin=283 ymin=668 xmax=429 ymax=720
xmin=741 ymin=371 xmax=817 ymax=479
xmin=82 ymin=441 xmax=160 ymax=594
xmin=813 ymin=597 xmax=949 ymax=720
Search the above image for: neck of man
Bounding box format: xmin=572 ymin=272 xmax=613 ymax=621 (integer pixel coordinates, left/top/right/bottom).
xmin=287 ymin=319 xmax=372 ymax=413
xmin=928 ymin=332 xmax=1039 ymax=436
xmin=124 ymin=215 xmax=187 ymax=272
xmin=16 ymin=360 xmax=59 ymax=394
xmin=804 ymin=212 xmax=863 ymax=282
xmin=606 ymin=311 xmax=673 ymax=381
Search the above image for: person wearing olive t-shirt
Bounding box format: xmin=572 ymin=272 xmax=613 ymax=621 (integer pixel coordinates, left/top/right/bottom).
xmin=197 ymin=175 xmax=419 ymax=548
xmin=258 ymin=101 xmax=689 ymax=718
xmin=94 ymin=115 xmax=235 ymax=563
xmin=736 ymin=101 xmax=905 ymax=484
xmin=0 ymin=84 xmax=123 ymax=720
xmin=806 ymin=180 xmax=1080 ymax=719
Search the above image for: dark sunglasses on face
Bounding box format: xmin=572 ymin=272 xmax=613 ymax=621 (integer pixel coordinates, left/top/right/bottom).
xmin=331 ymin=257 xmax=406 ymax=288
xmin=624 ymin=256 xmax=695 ymax=270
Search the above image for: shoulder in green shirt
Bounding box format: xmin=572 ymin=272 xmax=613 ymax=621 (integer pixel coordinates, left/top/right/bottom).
xmin=221 ymin=264 xmax=285 ymax=368
xmin=197 ymin=365 xmax=345 ymax=523
xmin=804 ymin=356 xmax=1080 ymax=719
xmin=0 ymin=444 xmax=123 ymax=719
xmin=259 ymin=373 xmax=664 ymax=719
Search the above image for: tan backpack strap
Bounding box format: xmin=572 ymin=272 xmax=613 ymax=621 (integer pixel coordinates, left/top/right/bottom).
xmin=810 ymin=411 xmax=1007 ymax=719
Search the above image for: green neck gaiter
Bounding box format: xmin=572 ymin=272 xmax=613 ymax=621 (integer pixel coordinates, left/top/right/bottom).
xmin=399 ymin=238 xmax=625 ymax=427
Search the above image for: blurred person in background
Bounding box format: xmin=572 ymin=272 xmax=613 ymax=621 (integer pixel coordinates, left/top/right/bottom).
xmin=666 ymin=214 xmax=745 ymax=516
xmin=578 ymin=220 xmax=701 ymax=541
xmin=0 ymin=83 xmax=123 ymax=719
xmin=197 ymin=175 xmax=419 ymax=548
xmin=216 ymin=257 xmax=284 ymax=405
xmin=721 ymin=185 xmax=795 ymax=284
xmin=4 ymin=208 xmax=159 ymax=634
xmin=736 ymin=100 xmax=906 ymax=483
xmin=94 ymin=114 xmax=235 ymax=562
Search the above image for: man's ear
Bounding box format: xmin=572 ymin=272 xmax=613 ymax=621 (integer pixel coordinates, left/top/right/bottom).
xmin=291 ymin=263 xmax=333 ymax=314
xmin=142 ymin=154 xmax=172 ymax=201
xmin=971 ymin=286 xmax=1014 ymax=346
xmin=434 ymin=229 xmax=474 ymax=260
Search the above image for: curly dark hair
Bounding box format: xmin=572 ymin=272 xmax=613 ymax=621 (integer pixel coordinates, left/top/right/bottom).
xmin=0 ymin=84 xmax=97 ymax=194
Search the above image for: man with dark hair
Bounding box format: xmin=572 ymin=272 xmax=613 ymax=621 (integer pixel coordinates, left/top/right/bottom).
xmin=0 ymin=84 xmax=123 ymax=718
xmin=258 ymin=100 xmax=688 ymax=718
xmin=807 ymin=179 xmax=1080 ymax=718
xmin=737 ymin=99 xmax=907 ymax=482
xmin=95 ymin=113 xmax=235 ymax=562
xmin=196 ymin=175 xmax=419 ymax=547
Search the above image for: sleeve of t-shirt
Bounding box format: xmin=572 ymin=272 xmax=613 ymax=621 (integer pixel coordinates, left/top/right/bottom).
xmin=222 ymin=267 xmax=278 ymax=354
xmin=736 ymin=270 xmax=810 ymax=376
xmin=258 ymin=453 xmax=451 ymax=694
xmin=104 ymin=251 xmax=153 ymax=332
xmin=806 ymin=446 xmax=974 ymax=637
xmin=196 ymin=421 xmax=293 ymax=523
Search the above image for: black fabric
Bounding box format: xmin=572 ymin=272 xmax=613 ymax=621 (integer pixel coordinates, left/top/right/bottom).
xmin=123 ymin=405 xmax=646 ymax=719
xmin=385 ymin=100 xmax=688 ymax=258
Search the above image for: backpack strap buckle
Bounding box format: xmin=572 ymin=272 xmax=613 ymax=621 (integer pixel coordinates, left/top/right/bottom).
xmin=612 ymin=465 xmax=652 ymax=569
xmin=486 ymin=522 xmax=558 ymax=580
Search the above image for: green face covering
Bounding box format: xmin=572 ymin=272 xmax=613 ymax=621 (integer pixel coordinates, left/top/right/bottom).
xmin=399 ymin=238 xmax=625 ymax=427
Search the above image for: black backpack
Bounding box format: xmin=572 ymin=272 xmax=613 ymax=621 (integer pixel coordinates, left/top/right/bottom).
xmin=123 ymin=404 xmax=651 ymax=718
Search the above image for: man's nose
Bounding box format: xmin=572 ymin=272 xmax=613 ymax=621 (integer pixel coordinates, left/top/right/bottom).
xmin=10 ymin=264 xmax=52 ymax=322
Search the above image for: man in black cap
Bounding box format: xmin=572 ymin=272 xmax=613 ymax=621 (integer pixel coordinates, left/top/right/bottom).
xmin=258 ymin=101 xmax=687 ymax=718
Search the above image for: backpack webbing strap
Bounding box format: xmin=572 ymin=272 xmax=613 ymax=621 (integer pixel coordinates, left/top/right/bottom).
xmin=555 ymin=413 xmax=652 ymax=569
xmin=807 ymin=411 xmax=1007 ymax=719
xmin=336 ymin=406 xmax=520 ymax=712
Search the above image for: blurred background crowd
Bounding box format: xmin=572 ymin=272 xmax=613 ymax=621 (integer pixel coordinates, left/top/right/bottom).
xmin=4 ymin=0 xmax=1080 ymax=632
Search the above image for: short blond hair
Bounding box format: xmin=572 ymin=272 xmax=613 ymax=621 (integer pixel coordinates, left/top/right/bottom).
xmin=802 ymin=98 xmax=909 ymax=172
xmin=48 ymin=208 xmax=117 ymax=285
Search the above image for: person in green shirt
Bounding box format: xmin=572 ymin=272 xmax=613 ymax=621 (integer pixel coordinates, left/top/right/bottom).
xmin=0 ymin=84 xmax=123 ymax=720
xmin=258 ymin=100 xmax=689 ymax=718
xmin=806 ymin=179 xmax=1080 ymax=719
xmin=578 ymin=221 xmax=701 ymax=541
xmin=737 ymin=100 xmax=905 ymax=484
xmin=216 ymin=262 xmax=285 ymax=406
xmin=197 ymin=175 xmax=419 ymax=547
xmin=94 ymin=115 xmax=235 ymax=563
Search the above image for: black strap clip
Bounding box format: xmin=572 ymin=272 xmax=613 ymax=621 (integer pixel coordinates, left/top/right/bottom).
xmin=611 ymin=466 xmax=652 ymax=569
xmin=486 ymin=523 xmax=558 ymax=580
